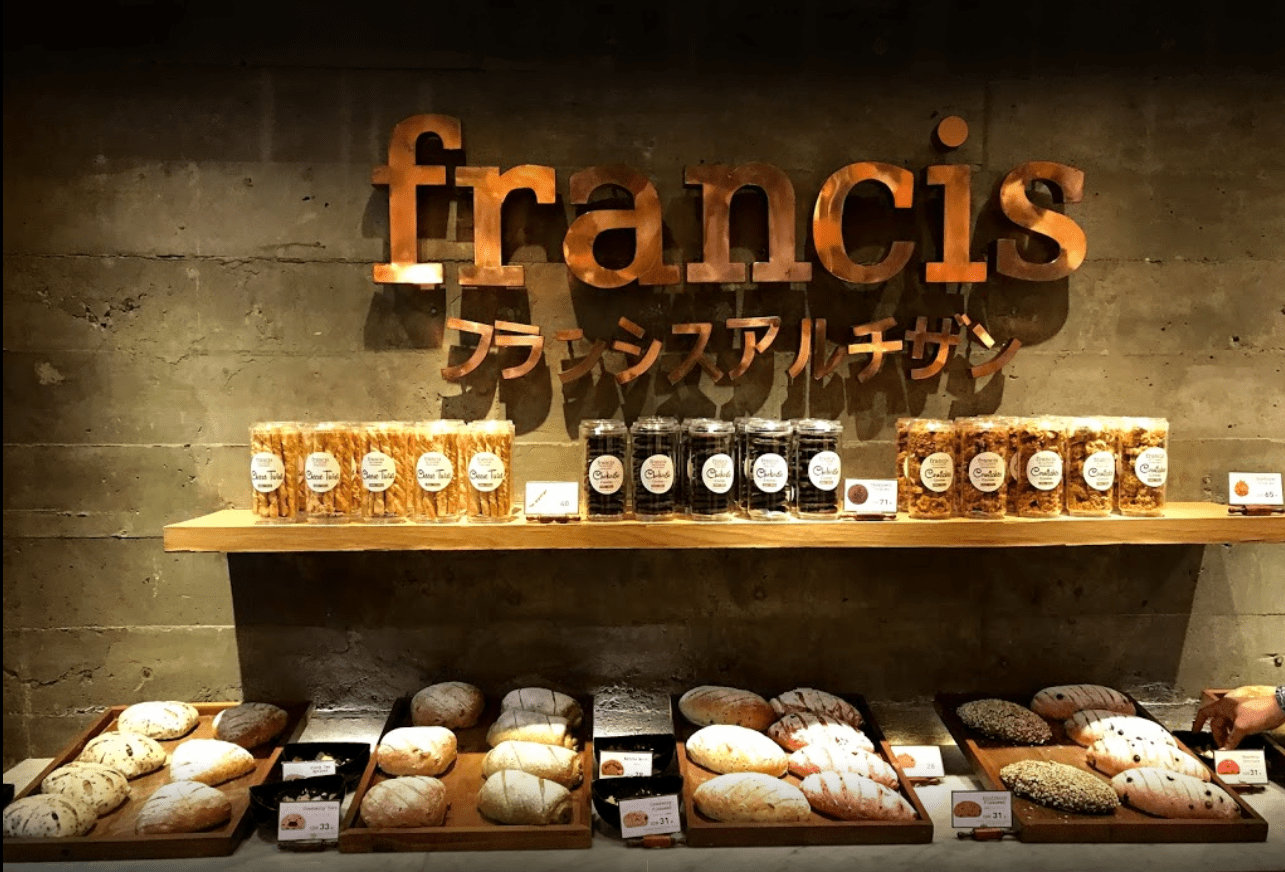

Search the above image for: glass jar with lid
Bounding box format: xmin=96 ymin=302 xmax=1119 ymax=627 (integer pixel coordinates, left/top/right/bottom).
xmin=630 ymin=417 xmax=680 ymax=521
xmin=581 ymin=419 xmax=628 ymax=521
xmin=1066 ymin=417 xmax=1117 ymax=517
xmin=792 ymin=418 xmax=843 ymax=519
xmin=906 ymin=419 xmax=956 ymax=520
xmin=360 ymin=422 xmax=412 ymax=522
xmin=744 ymin=419 xmax=793 ymax=520
xmin=411 ymin=420 xmax=463 ymax=523
xmin=464 ymin=420 xmax=515 ymax=523
xmin=1117 ymin=417 xmax=1169 ymax=516
xmin=687 ymin=418 xmax=737 ymax=521
xmin=956 ymin=417 xmax=1008 ymax=519
xmin=302 ymin=422 xmax=360 ymax=522
xmin=1015 ymin=416 xmax=1068 ymax=518
xmin=250 ymin=422 xmax=303 ymax=523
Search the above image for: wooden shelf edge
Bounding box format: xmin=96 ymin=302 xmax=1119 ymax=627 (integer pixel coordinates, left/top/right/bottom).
xmin=162 ymin=504 xmax=1285 ymax=553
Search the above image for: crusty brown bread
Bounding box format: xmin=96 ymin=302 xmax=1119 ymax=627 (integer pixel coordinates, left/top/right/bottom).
xmin=799 ymin=772 xmax=916 ymax=821
xmin=213 ymin=702 xmax=288 ymax=749
xmin=769 ymin=688 xmax=863 ymax=728
xmin=679 ymin=686 xmax=775 ymax=731
xmin=1031 ymin=685 xmax=1135 ymax=720
xmin=768 ymin=712 xmax=874 ymax=753
xmin=360 ymin=776 xmax=448 ymax=828
xmin=412 ymin=682 xmax=484 ymax=730
xmin=376 ymin=727 xmax=458 ymax=777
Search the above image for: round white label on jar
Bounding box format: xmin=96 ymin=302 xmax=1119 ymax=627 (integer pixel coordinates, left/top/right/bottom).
xmin=589 ymin=455 xmax=625 ymax=495
xmin=640 ymin=454 xmax=674 ymax=494
xmin=968 ymin=452 xmax=1005 ymax=493
xmin=361 ymin=451 xmax=396 ymax=493
xmin=468 ymin=451 xmax=505 ymax=492
xmin=1083 ymin=450 xmax=1116 ymax=492
xmin=919 ymin=452 xmax=954 ymax=493
xmin=808 ymin=451 xmax=841 ymax=491
xmin=1134 ymin=447 xmax=1168 ymax=487
xmin=250 ymin=452 xmax=285 ymax=493
xmin=1026 ymin=450 xmax=1064 ymax=491
xmin=702 ymin=453 xmax=735 ymax=494
xmin=304 ymin=451 xmax=341 ymax=494
xmin=752 ymin=453 xmax=789 ymax=493
xmin=416 ymin=452 xmax=454 ymax=492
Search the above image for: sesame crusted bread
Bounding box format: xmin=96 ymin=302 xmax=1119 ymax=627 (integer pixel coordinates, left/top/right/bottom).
xmin=769 ymin=688 xmax=863 ymax=728
xmin=1085 ymin=735 xmax=1210 ymax=781
xmin=1112 ymin=768 xmax=1238 ymax=819
xmin=956 ymin=699 xmax=1052 ymax=745
xmin=693 ymin=772 xmax=811 ymax=823
xmin=117 ymin=702 xmax=200 ymax=740
xmin=800 ymin=771 xmax=916 ymax=821
xmin=1000 ymin=760 xmax=1119 ymax=815
xmin=679 ymin=686 xmax=775 ymax=731
xmin=1064 ymin=710 xmax=1177 ymax=748
xmin=787 ymin=744 xmax=900 ymax=788
xmin=768 ymin=712 xmax=874 ymax=753
xmin=1031 ymin=685 xmax=1135 ymax=720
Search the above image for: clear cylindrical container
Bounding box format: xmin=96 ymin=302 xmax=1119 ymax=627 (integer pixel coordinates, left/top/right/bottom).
xmin=630 ymin=417 xmax=680 ymax=521
xmin=995 ymin=416 xmax=1022 ymax=517
xmin=303 ymin=422 xmax=360 ymax=522
xmin=793 ymin=418 xmax=843 ymax=519
xmin=744 ymin=419 xmax=792 ymax=520
xmin=411 ymin=420 xmax=463 ymax=523
xmin=581 ymin=419 xmax=628 ymax=521
xmin=250 ymin=422 xmax=303 ymax=522
xmin=1067 ymin=417 xmax=1118 ymax=517
xmin=687 ymin=419 xmax=737 ymax=521
xmin=464 ymin=420 xmax=515 ymax=523
xmin=359 ymin=422 xmax=412 ymax=522
xmin=957 ymin=417 xmax=1009 ymax=519
xmin=907 ymin=419 xmax=956 ymax=519
xmin=895 ymin=418 xmax=912 ymax=514
xmin=1117 ymin=417 xmax=1169 ymax=516
xmin=734 ymin=417 xmax=752 ymax=510
xmin=1015 ymin=416 xmax=1068 ymax=518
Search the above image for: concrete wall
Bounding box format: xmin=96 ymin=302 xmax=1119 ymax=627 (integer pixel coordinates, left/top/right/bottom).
xmin=3 ymin=1 xmax=1283 ymax=766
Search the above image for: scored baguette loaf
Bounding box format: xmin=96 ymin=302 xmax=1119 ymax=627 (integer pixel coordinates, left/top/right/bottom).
xmin=800 ymin=771 xmax=916 ymax=821
xmin=500 ymin=688 xmax=583 ymax=728
xmin=41 ymin=762 xmax=129 ymax=816
xmin=787 ymin=744 xmax=899 ymax=788
xmin=685 ymin=724 xmax=788 ymax=776
xmin=1112 ymin=767 xmax=1238 ymax=819
xmin=117 ymin=701 xmax=200 ymax=740
xmin=376 ymin=727 xmax=458 ymax=777
xmin=1031 ymin=684 xmax=1135 ymax=720
xmin=768 ymin=712 xmax=874 ymax=753
xmin=486 ymin=709 xmax=577 ymax=749
xmin=477 ymin=769 xmax=572 ymax=825
xmin=692 ymin=772 xmax=811 ymax=823
xmin=360 ymin=776 xmax=448 ymax=828
xmin=136 ymin=781 xmax=232 ymax=834
xmin=412 ymin=682 xmax=485 ymax=730
xmin=1064 ymin=710 xmax=1177 ymax=748
xmin=213 ymin=702 xmax=289 ymax=749
xmin=679 ymin=686 xmax=775 ymax=731
xmin=769 ymin=688 xmax=863 ymax=728
xmin=78 ymin=732 xmax=167 ymax=779
xmin=170 ymin=739 xmax=257 ymax=786
xmin=482 ymin=740 xmax=583 ymax=788
xmin=1085 ymin=735 xmax=1210 ymax=781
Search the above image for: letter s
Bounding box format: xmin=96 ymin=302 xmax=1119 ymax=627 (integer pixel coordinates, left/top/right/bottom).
xmin=995 ymin=161 xmax=1086 ymax=281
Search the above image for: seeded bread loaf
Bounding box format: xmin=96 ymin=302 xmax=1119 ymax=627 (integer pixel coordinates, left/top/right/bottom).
xmin=359 ymin=776 xmax=448 ymax=828
xmin=1031 ymin=685 xmax=1135 ymax=720
xmin=768 ymin=712 xmax=874 ymax=753
xmin=477 ymin=770 xmax=572 ymax=825
xmin=169 ymin=739 xmax=256 ymax=786
xmin=1000 ymin=760 xmax=1119 ymax=814
xmin=1086 ymin=736 xmax=1210 ymax=781
xmin=2 ymin=794 xmax=96 ymax=838
xmin=486 ymin=709 xmax=576 ymax=750
xmin=135 ymin=781 xmax=232 ymax=834
xmin=1065 ymin=710 xmax=1177 ymax=748
xmin=692 ymin=772 xmax=810 ymax=823
xmin=412 ymin=682 xmax=485 ymax=730
xmin=500 ymin=688 xmax=583 ymax=728
xmin=956 ymin=699 xmax=1052 ymax=745
xmin=481 ymin=740 xmax=582 ymax=788
xmin=40 ymin=762 xmax=129 ymax=816
xmin=117 ymin=701 xmax=200 ymax=741
xmin=213 ymin=703 xmax=288 ymax=749
xmin=685 ymin=725 xmax=788 ymax=776
xmin=800 ymin=771 xmax=916 ymax=821
xmin=679 ymin=686 xmax=775 ymax=731
xmin=376 ymin=727 xmax=458 ymax=777
xmin=78 ymin=732 xmax=167 ymax=779
xmin=1112 ymin=767 xmax=1238 ymax=819
xmin=769 ymin=688 xmax=863 ymax=728
xmin=787 ymin=745 xmax=899 ymax=788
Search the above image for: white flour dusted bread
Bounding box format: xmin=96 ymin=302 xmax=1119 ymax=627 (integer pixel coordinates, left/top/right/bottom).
xmin=117 ymin=701 xmax=200 ymax=740
xmin=769 ymin=688 xmax=863 ymax=729
xmin=3 ymin=794 xmax=95 ymax=838
xmin=787 ymin=745 xmax=899 ymax=788
xmin=477 ymin=770 xmax=572 ymax=825
xmin=679 ymin=686 xmax=775 ymax=731
xmin=376 ymin=727 xmax=458 ymax=777
xmin=1065 ymin=710 xmax=1177 ymax=748
xmin=800 ymin=772 xmax=916 ymax=821
xmin=135 ymin=781 xmax=232 ymax=834
xmin=213 ymin=703 xmax=288 ymax=749
xmin=78 ymin=732 xmax=167 ymax=779
xmin=169 ymin=739 xmax=256 ymax=785
xmin=685 ymin=725 xmax=788 ymax=776
xmin=412 ymin=682 xmax=485 ymax=730
xmin=486 ymin=709 xmax=576 ymax=750
xmin=1031 ymin=685 xmax=1135 ymax=720
xmin=41 ymin=762 xmax=129 ymax=816
xmin=1086 ymin=736 xmax=1210 ymax=781
xmin=1112 ymin=768 xmax=1239 ymax=820
xmin=768 ymin=712 xmax=874 ymax=753
xmin=481 ymin=740 xmax=582 ymax=788
xmin=693 ymin=772 xmax=810 ymax=823
xmin=500 ymin=688 xmax=583 ymax=728
xmin=359 ymin=776 xmax=448 ymax=828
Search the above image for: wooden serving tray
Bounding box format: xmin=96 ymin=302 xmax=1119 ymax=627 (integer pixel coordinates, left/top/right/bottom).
xmin=3 ymin=701 xmax=309 ymax=862
xmin=934 ymin=691 xmax=1268 ymax=843
xmin=338 ymin=696 xmax=593 ymax=852
xmin=677 ymin=694 xmax=933 ymax=847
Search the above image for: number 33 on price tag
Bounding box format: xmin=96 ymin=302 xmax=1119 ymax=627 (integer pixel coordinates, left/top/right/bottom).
xmin=951 ymin=790 xmax=1012 ymax=828
xmin=278 ymin=800 xmax=340 ymax=842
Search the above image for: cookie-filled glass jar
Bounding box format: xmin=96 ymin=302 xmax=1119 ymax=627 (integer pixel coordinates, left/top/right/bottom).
xmin=580 ymin=419 xmax=628 ymax=521
xmin=359 ymin=422 xmax=412 ymax=522
xmin=744 ymin=419 xmax=793 ymax=520
xmin=411 ymin=420 xmax=463 ymax=523
xmin=956 ymin=417 xmax=1009 ymax=519
xmin=302 ymin=422 xmax=360 ymax=522
xmin=464 ymin=420 xmax=515 ymax=522
xmin=250 ymin=422 xmax=304 ymax=522
xmin=1117 ymin=417 xmax=1169 ymax=516
xmin=792 ymin=418 xmax=843 ymax=519
xmin=630 ymin=417 xmax=680 ymax=521
xmin=906 ymin=419 xmax=956 ymax=519
xmin=687 ymin=418 xmax=737 ymax=521
xmin=1066 ymin=417 xmax=1117 ymax=517
xmin=894 ymin=417 xmax=912 ymax=514
xmin=1015 ymin=416 xmax=1068 ymax=518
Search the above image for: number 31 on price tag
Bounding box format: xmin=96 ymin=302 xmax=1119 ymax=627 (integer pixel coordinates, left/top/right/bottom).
xmin=618 ymin=794 xmax=682 ymax=838
xmin=951 ymin=790 xmax=1012 ymax=828
xmin=1213 ymin=750 xmax=1268 ymax=786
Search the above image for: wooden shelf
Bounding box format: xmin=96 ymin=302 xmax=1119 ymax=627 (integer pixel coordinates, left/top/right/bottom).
xmin=163 ymin=504 xmax=1284 ymax=552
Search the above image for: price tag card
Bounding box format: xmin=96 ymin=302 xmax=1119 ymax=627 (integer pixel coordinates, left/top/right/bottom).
xmin=951 ymin=790 xmax=1012 ymax=828
xmin=1214 ymin=749 xmax=1269 ymax=785
xmin=844 ymin=479 xmax=898 ymax=515
xmin=524 ymin=481 xmax=579 ymax=518
xmin=598 ymin=750 xmax=652 ymax=778
xmin=278 ymin=800 xmax=340 ymax=842
xmin=890 ymin=745 xmax=945 ymax=779
xmin=618 ymin=794 xmax=682 ymax=838
xmin=1228 ymin=472 xmax=1283 ymax=506
xmin=281 ymin=760 xmax=337 ymax=780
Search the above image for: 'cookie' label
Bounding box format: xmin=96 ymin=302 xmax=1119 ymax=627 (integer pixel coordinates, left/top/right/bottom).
xmin=1134 ymin=447 xmax=1168 ymax=487
xmin=1083 ymin=450 xmax=1116 ymax=491
xmin=416 ymin=452 xmax=454 ymax=492
xmin=589 ymin=455 xmax=624 ymax=495
xmin=361 ymin=451 xmax=396 ymax=492
xmin=808 ymin=451 xmax=841 ymax=491
xmin=468 ymin=452 xmax=505 ymax=492
xmin=967 ymin=452 xmax=1005 ymax=493
xmin=640 ymin=454 xmax=674 ymax=494
xmin=752 ymin=453 xmax=788 ymax=493
xmin=920 ymin=452 xmax=954 ymax=493
xmin=1026 ymin=450 xmax=1064 ymax=491
xmin=251 ymin=452 xmax=285 ymax=493
xmin=304 ymin=452 xmax=341 ymax=493
xmin=702 ymin=453 xmax=735 ymax=494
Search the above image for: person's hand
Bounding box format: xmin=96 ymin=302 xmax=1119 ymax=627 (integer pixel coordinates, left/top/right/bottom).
xmin=1193 ymin=689 xmax=1285 ymax=750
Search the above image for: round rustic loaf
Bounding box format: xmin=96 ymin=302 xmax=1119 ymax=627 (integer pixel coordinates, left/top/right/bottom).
xmin=769 ymin=688 xmax=863 ymax=728
xmin=1000 ymin=760 xmax=1119 ymax=814
xmin=679 ymin=686 xmax=775 ymax=731
xmin=169 ymin=739 xmax=257 ymax=785
xmin=800 ymin=771 xmax=916 ymax=821
xmin=685 ymin=724 xmax=788 ymax=776
xmin=477 ymin=769 xmax=572 ymax=825
xmin=787 ymin=744 xmax=899 ymax=788
xmin=41 ymin=762 xmax=129 ymax=816
xmin=412 ymin=682 xmax=485 ymax=729
xmin=2 ymin=794 xmax=96 ymax=838
xmin=377 ymin=726 xmax=458 ymax=777
xmin=360 ymin=776 xmax=448 ymax=828
xmin=213 ymin=702 xmax=288 ymax=749
xmin=1112 ymin=767 xmax=1238 ymax=819
xmin=136 ymin=781 xmax=232 ymax=834
xmin=768 ymin=712 xmax=874 ymax=753
xmin=117 ymin=701 xmax=200 ymax=740
xmin=1031 ymin=684 xmax=1135 ymax=720
xmin=693 ymin=772 xmax=810 ymax=823
xmin=500 ymin=688 xmax=582 ymax=728
xmin=78 ymin=732 xmax=167 ymax=779
xmin=956 ymin=699 xmax=1052 ymax=745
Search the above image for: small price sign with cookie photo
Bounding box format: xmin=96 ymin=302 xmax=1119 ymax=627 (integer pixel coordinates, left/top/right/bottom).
xmin=951 ymin=790 xmax=1012 ymax=828
xmin=618 ymin=794 xmax=682 ymax=839
xmin=278 ymin=800 xmax=341 ymax=842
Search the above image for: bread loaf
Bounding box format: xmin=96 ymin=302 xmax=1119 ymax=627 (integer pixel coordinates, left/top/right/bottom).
xmin=787 ymin=744 xmax=899 ymax=788
xmin=679 ymin=686 xmax=775 ymax=731
xmin=135 ymin=781 xmax=232 ymax=834
xmin=77 ymin=732 xmax=167 ymax=779
xmin=956 ymin=699 xmax=1052 ymax=745
xmin=1000 ymin=760 xmax=1119 ymax=814
xmin=2 ymin=794 xmax=96 ymax=838
xmin=412 ymin=682 xmax=484 ymax=730
xmin=1112 ymin=767 xmax=1239 ymax=819
xmin=482 ymin=740 xmax=582 ymax=788
xmin=769 ymin=688 xmax=863 ymax=728
xmin=169 ymin=739 xmax=257 ymax=786
xmin=212 ymin=702 xmax=288 ymax=749
xmin=486 ymin=709 xmax=576 ymax=749
xmin=1085 ymin=736 xmax=1210 ymax=781
xmin=1031 ymin=684 xmax=1135 ymax=720
xmin=799 ymin=772 xmax=916 ymax=821
xmin=768 ymin=712 xmax=874 ymax=753
xmin=359 ymin=776 xmax=448 ymax=828
xmin=41 ymin=762 xmax=129 ymax=816
xmin=376 ymin=726 xmax=458 ymax=777
xmin=1065 ymin=710 xmax=1177 ymax=748
xmin=117 ymin=701 xmax=200 ymax=740
xmin=692 ymin=772 xmax=810 ymax=823
xmin=685 ymin=725 xmax=788 ymax=776
xmin=477 ymin=769 xmax=572 ymax=825
xmin=500 ymin=688 xmax=583 ymax=728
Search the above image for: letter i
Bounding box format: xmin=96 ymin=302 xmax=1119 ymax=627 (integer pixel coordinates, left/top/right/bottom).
xmin=925 ymin=116 xmax=986 ymax=284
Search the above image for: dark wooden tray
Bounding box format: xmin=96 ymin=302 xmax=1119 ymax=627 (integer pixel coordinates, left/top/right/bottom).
xmin=676 ymin=693 xmax=933 ymax=847
xmin=3 ymin=701 xmax=309 ymax=862
xmin=934 ymin=690 xmax=1268 ymax=843
xmin=338 ymin=696 xmax=593 ymax=852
